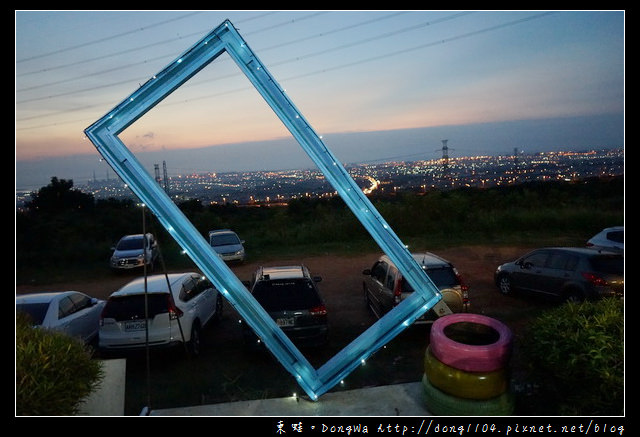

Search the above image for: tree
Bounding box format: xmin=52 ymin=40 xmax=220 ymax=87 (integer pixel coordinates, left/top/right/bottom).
xmin=26 ymin=177 xmax=94 ymax=214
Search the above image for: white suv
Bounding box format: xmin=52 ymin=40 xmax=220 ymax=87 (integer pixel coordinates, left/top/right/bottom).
xmin=99 ymin=272 xmax=223 ymax=356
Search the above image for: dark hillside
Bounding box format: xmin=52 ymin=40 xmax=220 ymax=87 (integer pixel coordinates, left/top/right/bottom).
xmin=16 ymin=176 xmax=623 ymax=285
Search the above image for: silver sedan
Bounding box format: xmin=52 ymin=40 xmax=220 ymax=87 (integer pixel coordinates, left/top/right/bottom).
xmin=16 ymin=291 xmax=106 ymax=344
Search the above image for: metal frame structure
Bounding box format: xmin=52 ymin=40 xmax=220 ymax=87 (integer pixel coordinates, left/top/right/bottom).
xmin=85 ymin=20 xmax=442 ymax=400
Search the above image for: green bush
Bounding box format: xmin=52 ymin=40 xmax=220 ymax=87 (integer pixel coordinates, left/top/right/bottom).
xmin=16 ymin=313 xmax=104 ymax=415
xmin=519 ymin=298 xmax=624 ymax=415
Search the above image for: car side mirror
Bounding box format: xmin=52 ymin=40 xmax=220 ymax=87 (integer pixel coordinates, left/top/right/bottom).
xmin=313 ymin=276 xmax=322 ymax=283
xmin=362 ymin=269 xmax=371 ymax=275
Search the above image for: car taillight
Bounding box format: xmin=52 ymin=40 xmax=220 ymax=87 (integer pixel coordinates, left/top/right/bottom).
xmin=99 ymin=304 xmax=109 ymax=326
xmin=167 ymin=295 xmax=183 ymax=319
xmin=393 ymin=278 xmax=402 ymax=306
xmin=310 ymin=305 xmax=327 ymax=316
xmin=454 ymin=269 xmax=470 ymax=303
xmin=582 ymin=272 xmax=609 ymax=287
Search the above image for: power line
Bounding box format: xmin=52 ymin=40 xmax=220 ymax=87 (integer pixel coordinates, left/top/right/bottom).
xmin=16 ymin=11 xmax=407 ymax=98
xmin=282 ymin=11 xmax=557 ymax=82
xmin=268 ymin=11 xmax=473 ymax=68
xmin=16 ymin=11 xmax=312 ymax=78
xmin=16 ymin=11 xmax=447 ymax=125
xmin=16 ymin=11 xmax=204 ymax=63
xmin=16 ymin=12 xmax=557 ymax=130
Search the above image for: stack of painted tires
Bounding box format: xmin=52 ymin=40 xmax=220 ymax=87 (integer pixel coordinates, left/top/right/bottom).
xmin=422 ymin=313 xmax=515 ymax=416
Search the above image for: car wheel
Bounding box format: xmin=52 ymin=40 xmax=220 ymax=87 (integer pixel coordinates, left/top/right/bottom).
xmin=363 ymin=284 xmax=371 ymax=306
xmin=188 ymin=323 xmax=201 ymax=357
xmin=430 ymin=313 xmax=513 ymax=373
xmin=423 ymin=346 xmax=508 ymax=400
xmin=213 ymin=294 xmax=224 ymax=323
xmin=363 ymin=285 xmax=380 ymax=319
xmin=564 ymin=288 xmax=584 ymax=303
xmin=422 ymin=373 xmax=514 ymax=416
xmin=497 ymin=274 xmax=513 ymax=295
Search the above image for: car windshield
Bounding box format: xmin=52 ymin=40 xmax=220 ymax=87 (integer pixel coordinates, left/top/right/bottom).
xmin=210 ymin=234 xmax=239 ymax=246
xmin=402 ymin=267 xmax=458 ymax=292
xmin=589 ymin=255 xmax=624 ymax=275
xmin=252 ymin=279 xmax=322 ymax=312
xmin=116 ymin=237 xmax=144 ymax=251
xmin=16 ymin=302 xmax=49 ymax=325
xmin=102 ymin=294 xmax=169 ymax=321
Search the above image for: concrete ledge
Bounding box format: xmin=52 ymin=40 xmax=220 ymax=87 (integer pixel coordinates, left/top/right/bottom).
xmin=150 ymin=381 xmax=430 ymax=416
xmin=77 ymin=359 xmax=126 ymax=416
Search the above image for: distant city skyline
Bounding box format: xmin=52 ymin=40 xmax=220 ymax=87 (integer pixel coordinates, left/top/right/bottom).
xmin=17 ymin=145 xmax=619 ymax=208
xmin=16 ymin=11 xmax=624 ymax=191
xmin=16 ymin=113 xmax=623 ymax=191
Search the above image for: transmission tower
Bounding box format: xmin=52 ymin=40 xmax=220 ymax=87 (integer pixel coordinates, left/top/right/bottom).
xmin=513 ymin=147 xmax=522 ymax=179
xmin=154 ymin=164 xmax=161 ymax=185
xmin=162 ymin=161 xmax=169 ymax=193
xmin=435 ymin=139 xmax=454 ymax=187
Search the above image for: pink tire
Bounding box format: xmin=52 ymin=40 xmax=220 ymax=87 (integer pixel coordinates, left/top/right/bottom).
xmin=430 ymin=313 xmax=513 ymax=373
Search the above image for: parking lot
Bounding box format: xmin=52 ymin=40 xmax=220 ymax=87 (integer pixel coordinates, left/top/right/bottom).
xmin=17 ymin=245 xmax=555 ymax=415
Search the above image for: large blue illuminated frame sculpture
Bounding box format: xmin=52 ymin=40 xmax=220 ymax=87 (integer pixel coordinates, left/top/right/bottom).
xmin=85 ymin=20 xmax=442 ymax=400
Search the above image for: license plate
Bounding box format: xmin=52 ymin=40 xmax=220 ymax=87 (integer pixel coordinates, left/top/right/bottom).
xmin=276 ymin=317 xmax=295 ymax=327
xmin=124 ymin=320 xmax=147 ymax=331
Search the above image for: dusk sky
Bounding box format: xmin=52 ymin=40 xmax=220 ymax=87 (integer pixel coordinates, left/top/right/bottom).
xmin=15 ymin=10 xmax=624 ymax=190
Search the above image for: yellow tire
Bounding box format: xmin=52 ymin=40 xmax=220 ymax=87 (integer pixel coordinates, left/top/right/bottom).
xmin=422 ymin=373 xmax=514 ymax=416
xmin=424 ymin=345 xmax=508 ymax=400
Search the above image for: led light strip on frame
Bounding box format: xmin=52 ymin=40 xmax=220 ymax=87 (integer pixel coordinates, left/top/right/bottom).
xmin=85 ymin=20 xmax=442 ymax=400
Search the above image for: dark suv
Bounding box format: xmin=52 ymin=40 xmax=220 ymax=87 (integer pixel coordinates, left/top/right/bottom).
xmin=494 ymin=247 xmax=624 ymax=301
xmin=242 ymin=266 xmax=328 ymax=348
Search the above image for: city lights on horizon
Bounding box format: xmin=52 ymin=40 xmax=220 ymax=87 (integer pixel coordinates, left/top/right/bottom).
xmin=15 ymin=146 xmax=621 ymax=214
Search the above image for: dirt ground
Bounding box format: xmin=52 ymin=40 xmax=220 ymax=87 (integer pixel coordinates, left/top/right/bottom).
xmin=16 ymin=245 xmax=532 ymax=302
xmin=16 ymin=245 xmax=555 ymax=415
xmin=15 ymin=245 xmax=550 ymax=343
xmin=16 ymin=245 xmax=547 ymax=327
